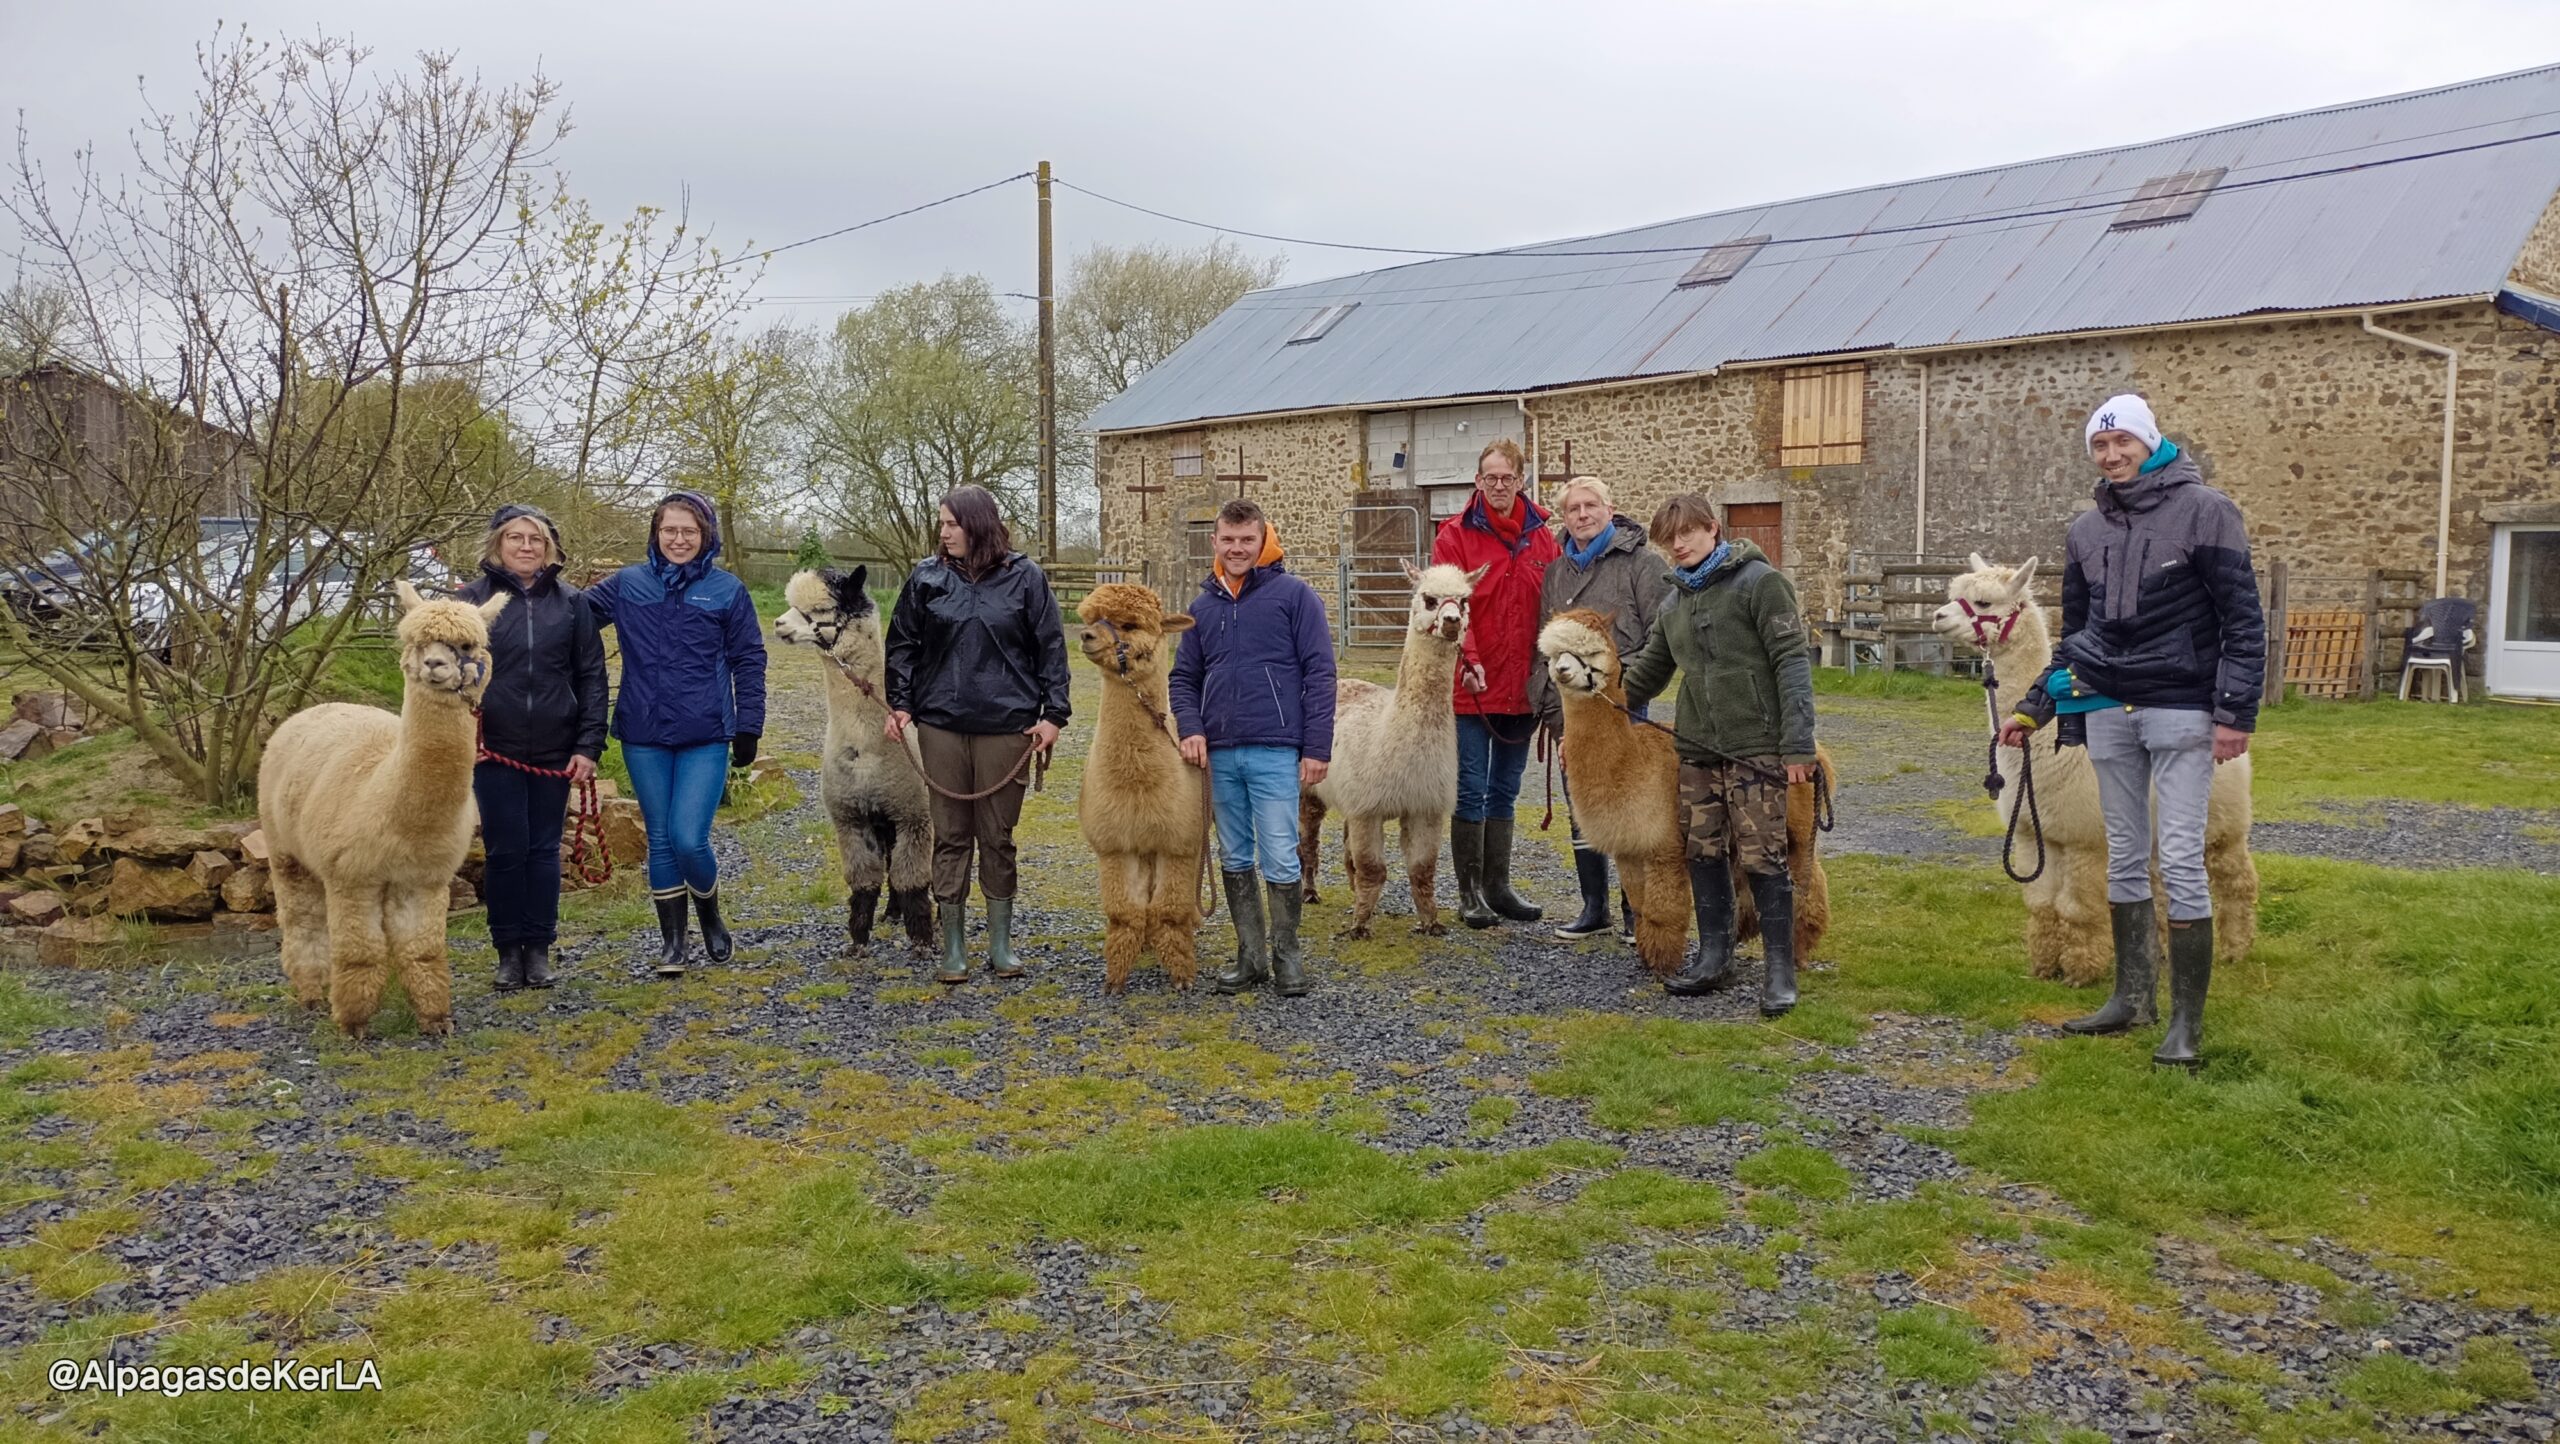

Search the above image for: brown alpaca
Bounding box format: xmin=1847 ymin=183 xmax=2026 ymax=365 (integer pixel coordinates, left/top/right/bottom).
xmin=1933 ymin=553 xmax=2257 ymax=985
xmin=1073 ymin=584 xmax=1206 ymax=993
xmin=1538 ymin=609 xmax=1836 ymax=972
xmin=1299 ymin=561 xmax=1485 ymax=939
xmin=774 ymin=567 xmax=935 ymax=951
xmin=258 ymin=581 xmax=508 ymax=1037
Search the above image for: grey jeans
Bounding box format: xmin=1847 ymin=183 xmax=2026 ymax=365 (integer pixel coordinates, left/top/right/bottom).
xmin=2084 ymin=706 xmax=2216 ymax=922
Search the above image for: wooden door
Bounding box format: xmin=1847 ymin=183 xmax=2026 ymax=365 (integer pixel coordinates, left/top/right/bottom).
xmin=1728 ymin=502 xmax=1783 ymax=567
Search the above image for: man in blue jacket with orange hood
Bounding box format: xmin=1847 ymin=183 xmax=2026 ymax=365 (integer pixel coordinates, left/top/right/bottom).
xmin=1171 ymin=499 xmax=1336 ymax=997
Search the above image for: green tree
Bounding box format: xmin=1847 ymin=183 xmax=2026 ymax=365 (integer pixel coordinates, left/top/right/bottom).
xmin=799 ymin=276 xmax=1039 ymax=566
xmin=661 ymin=322 xmax=804 ymax=574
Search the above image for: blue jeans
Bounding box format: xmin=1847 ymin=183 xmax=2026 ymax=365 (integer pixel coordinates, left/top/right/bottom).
xmin=1454 ymin=714 xmax=1534 ymax=823
xmin=621 ymin=741 xmax=728 ymax=896
xmin=2085 ymin=707 xmax=2216 ymax=921
xmin=1210 ymin=745 xmax=1305 ymax=885
xmin=472 ymin=761 xmax=570 ymax=947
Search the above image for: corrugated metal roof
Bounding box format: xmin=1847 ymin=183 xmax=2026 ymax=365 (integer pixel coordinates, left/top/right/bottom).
xmin=1089 ymin=66 xmax=2560 ymax=433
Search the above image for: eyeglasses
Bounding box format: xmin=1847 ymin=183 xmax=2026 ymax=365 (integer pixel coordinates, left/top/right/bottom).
xmin=1478 ymin=472 xmax=1520 ymax=484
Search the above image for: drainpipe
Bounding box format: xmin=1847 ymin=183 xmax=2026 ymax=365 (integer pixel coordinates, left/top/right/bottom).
xmin=1517 ymin=396 xmax=1537 ymax=504
xmin=1914 ymin=359 xmax=1930 ymax=555
xmin=2361 ymin=313 xmax=2460 ymax=598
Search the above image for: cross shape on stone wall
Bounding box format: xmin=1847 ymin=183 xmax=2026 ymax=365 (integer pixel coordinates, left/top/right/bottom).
xmin=1215 ymin=447 xmax=1266 ymax=501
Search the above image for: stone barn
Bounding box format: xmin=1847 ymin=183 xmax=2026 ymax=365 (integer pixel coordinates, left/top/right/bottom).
xmin=1091 ymin=66 xmax=2560 ymax=699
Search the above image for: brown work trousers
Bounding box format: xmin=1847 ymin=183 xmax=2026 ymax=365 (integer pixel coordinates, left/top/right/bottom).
xmin=916 ymin=723 xmax=1036 ymax=903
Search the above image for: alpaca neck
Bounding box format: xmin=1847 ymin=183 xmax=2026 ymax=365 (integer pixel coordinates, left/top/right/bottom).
xmin=1395 ymin=633 xmax=1460 ymax=711
xmin=823 ymin=645 xmax=889 ymax=732
xmin=1986 ymin=605 xmax=2056 ymax=719
xmin=1097 ymin=665 xmax=1172 ymax=735
xmin=385 ymin=686 xmax=480 ymax=825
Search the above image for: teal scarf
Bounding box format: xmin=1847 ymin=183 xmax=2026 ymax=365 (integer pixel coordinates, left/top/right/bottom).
xmin=1672 ymin=541 xmax=1733 ymax=591
xmin=2138 ymin=437 xmax=2181 ymax=475
xmin=1563 ymin=522 xmax=1616 ymax=570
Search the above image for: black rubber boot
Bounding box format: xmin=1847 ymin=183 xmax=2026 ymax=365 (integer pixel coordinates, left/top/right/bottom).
xmin=1213 ymin=870 xmax=1269 ymax=994
xmin=1554 ymin=847 xmax=1614 ymax=939
xmin=653 ymin=893 xmax=690 ymax=978
xmin=847 ymin=888 xmax=879 ymax=947
xmin=1268 ymin=881 xmax=1309 ymax=997
xmin=1450 ymin=820 xmax=1496 ymax=930
xmin=1746 ymin=870 xmax=1798 ymax=1018
xmin=2153 ymin=917 xmax=2213 ymax=1070
xmin=935 ymin=900 xmax=968 ymax=984
xmin=694 ymin=887 xmax=734 ymax=965
xmin=986 ymin=897 xmax=1024 ymax=978
xmin=1664 ymin=858 xmax=1738 ymax=996
xmin=2064 ymin=900 xmax=2160 ymax=1035
xmin=1481 ymin=816 xmax=1544 ymax=923
xmin=494 ymin=944 xmax=526 ymax=993
xmin=522 ymin=944 xmax=555 ymax=990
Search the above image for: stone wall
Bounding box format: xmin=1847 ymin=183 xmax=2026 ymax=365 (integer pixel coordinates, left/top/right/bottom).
xmin=2506 ymin=188 xmax=2560 ymax=295
xmin=1096 ymin=411 xmax=1362 ymax=613
xmin=1098 ymin=300 xmax=2560 ymax=625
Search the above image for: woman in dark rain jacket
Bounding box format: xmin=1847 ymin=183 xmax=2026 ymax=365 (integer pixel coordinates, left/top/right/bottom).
xmin=884 ymin=485 xmax=1072 ymax=985
xmin=457 ymin=504 xmax=608 ymax=993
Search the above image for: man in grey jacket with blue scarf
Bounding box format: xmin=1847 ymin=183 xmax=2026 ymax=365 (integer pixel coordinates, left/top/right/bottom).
xmin=2002 ymin=394 xmax=2264 ymax=1069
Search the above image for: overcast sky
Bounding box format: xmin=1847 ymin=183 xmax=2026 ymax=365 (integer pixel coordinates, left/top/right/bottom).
xmin=9 ymin=0 xmax=2560 ymax=326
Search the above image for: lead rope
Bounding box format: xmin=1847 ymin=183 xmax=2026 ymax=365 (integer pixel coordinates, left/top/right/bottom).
xmin=1609 ymin=696 xmax=1836 ymax=833
xmin=1981 ymin=665 xmax=2046 ymax=884
xmin=474 ymin=712 xmax=611 ymax=886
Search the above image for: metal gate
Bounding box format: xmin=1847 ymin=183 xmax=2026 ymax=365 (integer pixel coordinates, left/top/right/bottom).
xmin=1336 ymin=499 xmax=1429 ymax=651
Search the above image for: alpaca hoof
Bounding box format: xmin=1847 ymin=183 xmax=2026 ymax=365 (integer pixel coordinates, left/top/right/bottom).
xmin=1413 ymin=921 xmax=1447 ymax=938
xmin=420 ymin=1018 xmax=454 ymax=1039
xmin=1301 ymin=885 xmax=1320 ymax=904
xmin=1344 ymin=924 xmax=1373 ymax=941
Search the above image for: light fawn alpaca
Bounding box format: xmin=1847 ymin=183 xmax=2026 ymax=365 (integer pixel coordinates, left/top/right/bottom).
xmin=1934 ymin=554 xmax=2257 ymax=986
xmin=1073 ymin=584 xmax=1206 ymax=993
xmin=1539 ymin=609 xmax=1838 ymax=973
xmin=773 ymin=567 xmax=934 ymax=951
xmin=259 ymin=581 xmax=508 ymax=1037
xmin=1537 ymin=609 xmax=1692 ymax=974
xmin=1299 ymin=561 xmax=1486 ymax=939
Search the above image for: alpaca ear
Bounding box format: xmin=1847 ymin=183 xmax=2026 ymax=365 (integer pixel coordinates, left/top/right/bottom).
xmin=1401 ymin=559 xmax=1422 ymax=584
xmin=1463 ymin=564 xmax=1491 ymax=587
xmin=1969 ymin=551 xmax=1993 ymax=575
xmin=1162 ymin=614 xmax=1195 ymax=634
xmin=394 ymin=579 xmax=424 ymax=615
xmin=827 ymin=565 xmax=868 ymax=610
xmin=2008 ymin=556 xmax=2041 ymax=597
xmin=477 ymin=592 xmax=511 ymax=626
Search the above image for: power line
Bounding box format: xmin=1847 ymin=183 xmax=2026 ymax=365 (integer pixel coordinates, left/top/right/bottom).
xmin=1057 ymin=117 xmax=2560 ymax=265
xmin=674 ymin=171 xmax=1037 ymax=279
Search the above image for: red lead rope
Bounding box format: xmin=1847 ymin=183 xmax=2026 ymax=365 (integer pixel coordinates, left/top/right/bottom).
xmin=473 ymin=713 xmax=613 ymax=886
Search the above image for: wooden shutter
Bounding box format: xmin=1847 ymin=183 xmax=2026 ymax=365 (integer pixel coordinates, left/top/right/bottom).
xmin=1171 ymin=431 xmax=1205 ymax=478
xmin=1779 ymin=364 xmax=1865 ymax=466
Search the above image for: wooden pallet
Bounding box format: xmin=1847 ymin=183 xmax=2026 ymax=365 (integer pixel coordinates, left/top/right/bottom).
xmin=2285 ymin=608 xmax=2368 ymax=698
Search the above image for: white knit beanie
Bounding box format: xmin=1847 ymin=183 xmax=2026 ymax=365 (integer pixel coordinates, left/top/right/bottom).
xmin=2085 ymin=394 xmax=2162 ymax=452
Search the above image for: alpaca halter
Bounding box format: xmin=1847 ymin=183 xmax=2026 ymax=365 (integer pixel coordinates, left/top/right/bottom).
xmin=1957 ymin=599 xmax=2023 ymax=646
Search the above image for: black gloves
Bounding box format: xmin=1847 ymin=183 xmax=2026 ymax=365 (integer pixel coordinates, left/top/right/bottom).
xmin=731 ymin=732 xmax=759 ymax=770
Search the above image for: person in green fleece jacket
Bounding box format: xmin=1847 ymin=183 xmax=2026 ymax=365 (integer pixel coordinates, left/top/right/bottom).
xmin=1618 ymin=493 xmax=1818 ymax=1014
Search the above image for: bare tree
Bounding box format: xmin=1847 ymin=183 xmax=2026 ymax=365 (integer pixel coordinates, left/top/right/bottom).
xmin=0 ymin=30 xmax=751 ymax=803
xmin=0 ymin=282 xmax=81 ymax=373
xmin=799 ymin=277 xmax=1039 ymax=566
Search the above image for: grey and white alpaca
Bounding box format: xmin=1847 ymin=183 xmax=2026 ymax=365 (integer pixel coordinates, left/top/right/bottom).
xmin=773 ymin=567 xmax=935 ymax=950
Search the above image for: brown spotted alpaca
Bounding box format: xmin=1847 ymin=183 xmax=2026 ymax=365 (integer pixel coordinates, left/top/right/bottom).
xmin=1073 ymin=584 xmax=1206 ymax=993
xmin=774 ymin=567 xmax=934 ymax=952
xmin=1539 ymin=609 xmax=1837 ymax=971
xmin=1934 ymin=553 xmax=2257 ymax=985
xmin=258 ymin=582 xmax=508 ymax=1037
xmin=1299 ymin=561 xmax=1486 ymax=939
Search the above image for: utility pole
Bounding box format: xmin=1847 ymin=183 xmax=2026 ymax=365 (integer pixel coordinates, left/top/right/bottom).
xmin=1036 ymin=159 xmax=1057 ymax=561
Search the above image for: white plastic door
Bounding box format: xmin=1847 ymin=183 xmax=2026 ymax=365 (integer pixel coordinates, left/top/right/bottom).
xmin=2487 ymin=525 xmax=2560 ymax=698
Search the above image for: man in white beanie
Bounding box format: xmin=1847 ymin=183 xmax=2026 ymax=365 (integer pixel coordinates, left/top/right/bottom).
xmin=2001 ymin=392 xmax=2263 ymax=1069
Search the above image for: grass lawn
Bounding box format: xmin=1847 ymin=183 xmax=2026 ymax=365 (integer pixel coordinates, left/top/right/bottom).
xmin=4 ymin=641 xmax=2557 ymax=1441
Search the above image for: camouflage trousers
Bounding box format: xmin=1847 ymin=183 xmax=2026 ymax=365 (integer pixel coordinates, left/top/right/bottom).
xmin=1678 ymin=757 xmax=1790 ymax=872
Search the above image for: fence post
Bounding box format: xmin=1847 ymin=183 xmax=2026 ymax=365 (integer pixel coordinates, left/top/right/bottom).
xmin=2265 ymin=559 xmax=2289 ymax=705
xmin=2358 ymin=568 xmax=2383 ymax=701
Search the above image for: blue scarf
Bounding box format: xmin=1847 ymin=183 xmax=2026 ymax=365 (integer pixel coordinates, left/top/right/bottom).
xmin=1671 ymin=541 xmax=1733 ymax=591
xmin=646 ymin=490 xmax=722 ymax=593
xmin=2137 ymin=437 xmax=2181 ymax=475
xmin=1562 ymin=521 xmax=1616 ymax=570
